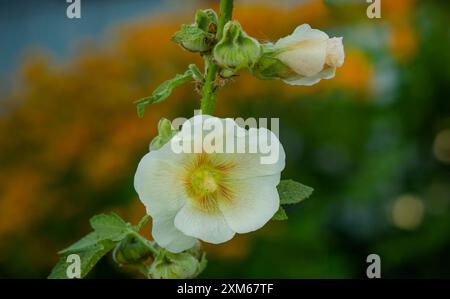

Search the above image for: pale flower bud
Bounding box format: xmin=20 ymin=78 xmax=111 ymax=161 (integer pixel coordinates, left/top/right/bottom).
xmin=325 ymin=37 xmax=345 ymax=68
xmin=252 ymin=24 xmax=345 ymax=86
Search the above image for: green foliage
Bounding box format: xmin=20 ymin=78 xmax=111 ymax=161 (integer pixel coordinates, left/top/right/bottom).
xmin=49 ymin=213 xmax=136 ymax=279
xmin=58 ymin=232 xmax=101 ymax=254
xmin=272 ymin=205 xmax=288 ymax=220
xmin=135 ymin=69 xmax=194 ymax=117
xmin=278 ymin=180 xmax=314 ymax=205
xmin=188 ymin=64 xmax=204 ymax=82
xmin=90 ymin=213 xmax=132 ymax=241
xmin=49 ymin=240 xmax=115 ymax=279
xmin=272 ymin=180 xmax=314 ymax=221
xmin=272 ymin=206 xmax=288 ymax=221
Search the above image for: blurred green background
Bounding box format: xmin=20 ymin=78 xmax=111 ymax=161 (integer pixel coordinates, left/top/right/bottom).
xmin=0 ymin=0 xmax=449 ymax=278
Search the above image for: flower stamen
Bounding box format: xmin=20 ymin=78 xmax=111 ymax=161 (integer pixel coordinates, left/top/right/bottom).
xmin=183 ymin=154 xmax=235 ymax=213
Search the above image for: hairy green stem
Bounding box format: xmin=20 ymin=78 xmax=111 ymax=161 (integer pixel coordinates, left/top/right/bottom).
xmin=135 ymin=214 xmax=151 ymax=232
xmin=132 ymin=231 xmax=159 ymax=255
xmin=200 ymin=0 xmax=234 ymax=114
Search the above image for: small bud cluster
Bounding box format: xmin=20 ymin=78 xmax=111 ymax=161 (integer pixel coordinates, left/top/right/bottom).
xmin=148 ymin=242 xmax=206 ymax=279
xmin=172 ymin=9 xmax=218 ymax=53
xmin=172 ymin=12 xmax=344 ymax=85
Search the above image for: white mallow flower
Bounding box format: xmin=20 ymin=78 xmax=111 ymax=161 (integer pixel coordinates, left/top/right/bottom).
xmin=274 ymin=24 xmax=345 ymax=86
xmin=134 ymin=115 xmax=285 ymax=253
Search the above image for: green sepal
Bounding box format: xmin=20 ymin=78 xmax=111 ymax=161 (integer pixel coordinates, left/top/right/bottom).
xmin=188 ymin=64 xmax=204 ymax=82
xmin=172 ymin=9 xmax=217 ymax=53
xmin=172 ymin=24 xmax=214 ymax=52
xmin=252 ymin=53 xmax=294 ymax=81
xmin=149 ymin=251 xmax=200 ymax=279
xmin=112 ymin=234 xmax=153 ymax=265
xmin=195 ymin=9 xmax=218 ymax=33
xmin=149 ymin=118 xmax=179 ymax=151
xmin=213 ymin=21 xmax=262 ymax=77
xmin=251 ymin=43 xmax=297 ymax=81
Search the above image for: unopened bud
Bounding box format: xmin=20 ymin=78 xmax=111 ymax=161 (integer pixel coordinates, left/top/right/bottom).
xmin=113 ymin=235 xmax=153 ymax=265
xmin=172 ymin=9 xmax=218 ymax=53
xmin=195 ymin=9 xmax=218 ymax=34
xmin=150 ymin=118 xmax=177 ymax=151
xmin=252 ymin=24 xmax=345 ymax=86
xmin=149 ymin=251 xmax=200 ymax=279
xmin=213 ymin=21 xmax=261 ymax=77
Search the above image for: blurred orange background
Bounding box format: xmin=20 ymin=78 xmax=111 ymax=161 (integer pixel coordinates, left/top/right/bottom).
xmin=1 ymin=0 xmax=449 ymax=278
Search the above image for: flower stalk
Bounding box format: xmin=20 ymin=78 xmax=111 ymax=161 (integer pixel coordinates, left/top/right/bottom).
xmin=200 ymin=0 xmax=234 ymax=114
xmin=131 ymin=230 xmax=159 ymax=256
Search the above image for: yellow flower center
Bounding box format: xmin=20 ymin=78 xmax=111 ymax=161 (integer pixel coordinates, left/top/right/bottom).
xmin=190 ymin=166 xmax=220 ymax=195
xmin=184 ymin=154 xmax=235 ymax=213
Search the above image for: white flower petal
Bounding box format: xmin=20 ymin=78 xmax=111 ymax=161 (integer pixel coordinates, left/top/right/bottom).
xmin=283 ymin=67 xmax=336 ymax=86
xmin=152 ymin=216 xmax=198 ymax=253
xmin=284 ymin=76 xmax=321 ymax=86
xmin=212 ymin=126 xmax=285 ymax=179
xmin=219 ymin=174 xmax=280 ymax=233
xmin=134 ymin=146 xmax=189 ymax=218
xmin=276 ymin=39 xmax=327 ymax=77
xmin=293 ymin=24 xmax=329 ymax=39
xmin=135 ymin=115 xmax=287 ymax=249
xmin=275 ymin=24 xmax=328 ymax=77
xmin=326 ymin=37 xmax=345 ymax=67
xmin=271 ymin=23 xmax=344 ymax=85
xmin=275 ymin=24 xmax=329 ymax=48
xmin=171 ymin=114 xmax=236 ymax=154
xmin=174 ymin=203 xmax=235 ymax=244
xmin=177 ymin=114 xmax=215 ymax=140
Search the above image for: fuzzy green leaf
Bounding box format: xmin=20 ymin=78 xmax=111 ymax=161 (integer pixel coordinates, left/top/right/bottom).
xmin=188 ymin=64 xmax=204 ymax=82
xmin=135 ymin=69 xmax=193 ymax=117
xmin=89 ymin=213 xmax=132 ymax=242
xmin=277 ymin=180 xmax=314 ymax=205
xmin=272 ymin=206 xmax=288 ymax=221
xmin=194 ymin=9 xmax=218 ymax=32
xmin=58 ymin=232 xmax=101 ymax=254
xmin=172 ymin=24 xmax=213 ymax=52
xmin=49 ymin=240 xmax=115 ymax=279
xmin=50 ymin=213 xmax=142 ymax=279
